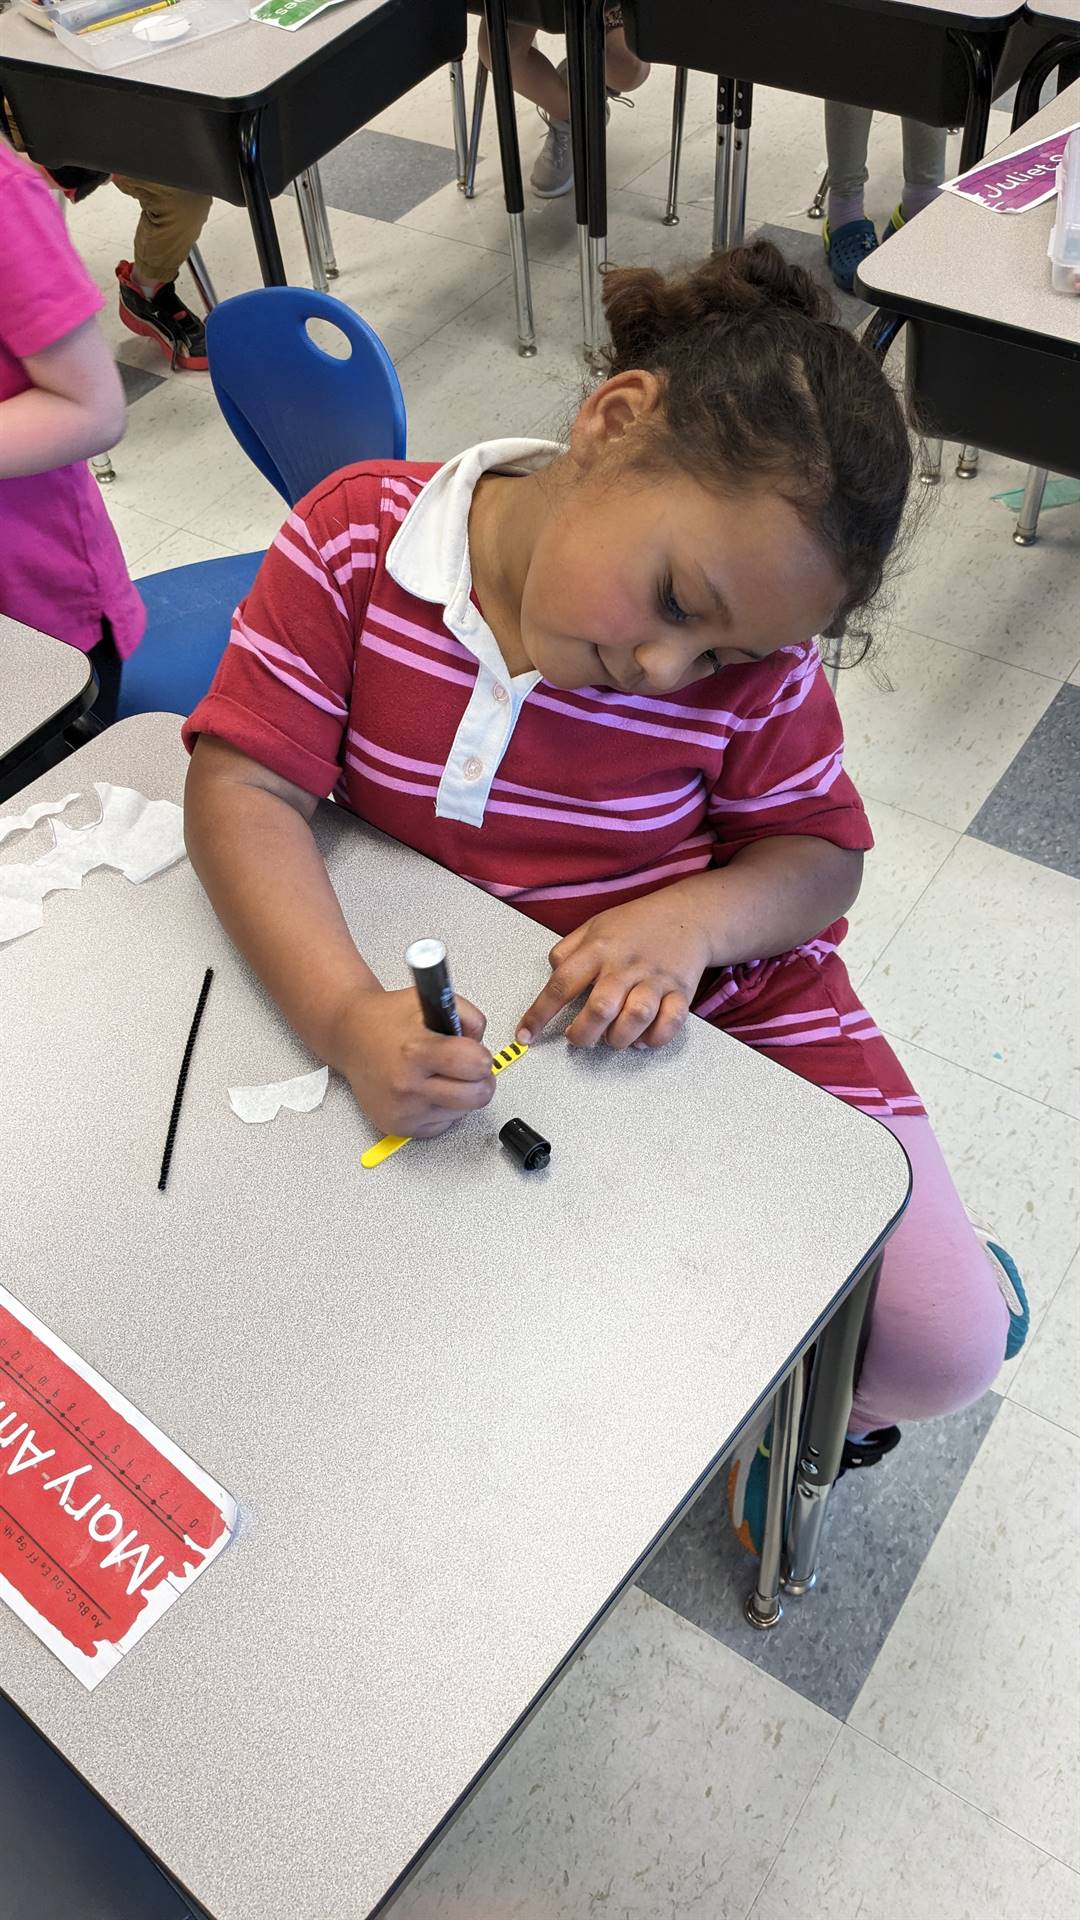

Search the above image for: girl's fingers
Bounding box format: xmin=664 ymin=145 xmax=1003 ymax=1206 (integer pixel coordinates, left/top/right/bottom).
xmin=412 ymin=1034 xmax=493 ymax=1082
xmin=564 ymin=973 xmax=636 ymax=1049
xmin=604 ymin=984 xmax=661 ymax=1051
xmin=517 ymin=948 xmax=598 ymax=1044
xmin=418 ymin=1070 xmax=497 ymax=1115
xmin=635 ymin=992 xmax=690 ymax=1050
xmin=455 ymin=996 xmax=488 ymax=1041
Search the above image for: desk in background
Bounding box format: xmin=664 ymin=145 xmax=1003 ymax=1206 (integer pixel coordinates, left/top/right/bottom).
xmin=0 ymin=616 xmax=96 ymax=800
xmin=0 ymin=712 xmax=908 ymax=1918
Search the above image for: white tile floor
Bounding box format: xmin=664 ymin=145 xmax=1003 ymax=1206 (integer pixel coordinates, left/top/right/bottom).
xmin=67 ymin=31 xmax=1080 ymax=1916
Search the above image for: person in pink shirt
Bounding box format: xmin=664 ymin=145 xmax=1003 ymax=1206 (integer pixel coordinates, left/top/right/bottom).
xmin=0 ymin=138 xmax=145 ymax=725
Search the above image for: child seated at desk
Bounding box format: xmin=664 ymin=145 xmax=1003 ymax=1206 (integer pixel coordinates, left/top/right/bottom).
xmin=183 ymin=240 xmax=1027 ymax=1548
xmin=0 ymin=138 xmax=144 ymax=722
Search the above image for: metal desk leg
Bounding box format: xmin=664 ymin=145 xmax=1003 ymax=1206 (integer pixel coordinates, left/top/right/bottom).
xmin=953 ymin=31 xmax=995 ymax=173
xmin=90 ymin=453 xmax=116 ymax=485
xmin=956 ymin=444 xmax=980 ymax=478
xmin=583 ymin=0 xmax=608 ymax=370
xmin=450 ymin=59 xmax=469 ymax=189
xmin=465 ymin=62 xmax=488 ymax=198
xmin=745 ymin=1365 xmax=802 ymax=1630
xmin=713 ymin=76 xmax=734 ymax=255
xmin=297 ymin=171 xmax=329 ymax=292
xmin=1013 ymin=466 xmax=1048 ymax=546
xmin=919 ymin=437 xmax=943 ymax=486
xmin=238 ymin=109 xmax=287 ymax=287
xmin=187 ymin=244 xmax=218 ymax=312
xmin=483 ymin=0 xmax=537 ymax=356
xmin=783 ymin=1254 xmax=881 ymax=1597
xmin=309 ymin=164 xmax=338 ymax=278
xmin=564 ymin=0 xmax=592 ymax=354
xmin=663 ymin=66 xmax=688 ymax=226
xmin=727 ymin=78 xmax=752 ymax=248
xmin=807 ymin=166 xmax=829 ymax=220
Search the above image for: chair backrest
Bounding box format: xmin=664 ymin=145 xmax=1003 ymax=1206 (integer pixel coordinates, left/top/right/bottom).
xmin=205 ymin=287 xmax=407 ymax=509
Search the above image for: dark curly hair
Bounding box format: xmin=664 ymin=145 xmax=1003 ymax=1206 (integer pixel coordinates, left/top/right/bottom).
xmin=601 ymin=240 xmax=913 ymax=637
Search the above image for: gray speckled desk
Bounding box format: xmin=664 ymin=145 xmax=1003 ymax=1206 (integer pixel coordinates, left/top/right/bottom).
xmin=0 ymin=0 xmax=465 ymax=283
xmin=0 ymin=714 xmax=909 ymax=1920
xmin=0 ymin=614 xmax=95 ymax=790
xmin=857 ymin=80 xmax=1080 ymax=473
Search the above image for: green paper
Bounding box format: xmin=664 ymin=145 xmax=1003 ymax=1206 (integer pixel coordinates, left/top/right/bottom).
xmin=992 ymin=475 xmax=1080 ymax=513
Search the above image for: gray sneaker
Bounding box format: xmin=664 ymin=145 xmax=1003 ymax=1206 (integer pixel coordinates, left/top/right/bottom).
xmin=531 ymin=112 xmax=573 ymax=197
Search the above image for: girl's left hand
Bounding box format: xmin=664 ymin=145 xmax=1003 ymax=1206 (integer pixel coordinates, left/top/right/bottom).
xmin=516 ymin=893 xmax=713 ymax=1051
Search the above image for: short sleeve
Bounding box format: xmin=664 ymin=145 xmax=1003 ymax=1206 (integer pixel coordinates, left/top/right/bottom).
xmin=182 ymin=473 xmax=378 ymax=796
xmin=707 ymin=645 xmax=873 ymax=860
xmin=0 ymin=161 xmax=103 ymax=362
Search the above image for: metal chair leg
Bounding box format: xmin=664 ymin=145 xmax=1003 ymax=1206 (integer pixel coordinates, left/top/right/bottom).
xmin=919 ymin=437 xmax=943 ymax=486
xmin=483 ymin=0 xmax=536 ymax=356
xmin=450 ymin=59 xmax=469 ymax=189
xmin=296 ymin=171 xmax=328 ymax=293
xmin=807 ymin=165 xmax=829 ymax=219
xmin=662 ymin=65 xmax=688 ymax=226
xmin=465 ymin=60 xmax=488 ymax=197
xmin=783 ymin=1254 xmax=881 ymax=1597
xmin=186 ymin=243 xmax=218 ymax=313
xmin=1013 ymin=466 xmax=1049 ymax=546
xmin=309 ymin=163 xmax=338 ymax=278
xmin=90 ymin=453 xmax=116 ymax=485
xmin=727 ymin=78 xmax=752 ymax=247
xmin=955 ymin=444 xmax=980 ymax=478
xmin=745 ymin=1364 xmax=803 ymax=1630
xmin=712 ymin=76 xmax=734 ymax=254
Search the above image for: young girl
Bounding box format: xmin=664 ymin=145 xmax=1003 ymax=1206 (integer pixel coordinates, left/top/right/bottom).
xmin=822 ymin=104 xmax=948 ymax=292
xmin=183 ymin=241 xmax=1025 ymax=1547
xmin=0 ymin=138 xmax=144 ymax=724
xmin=478 ymin=6 xmax=650 ymax=198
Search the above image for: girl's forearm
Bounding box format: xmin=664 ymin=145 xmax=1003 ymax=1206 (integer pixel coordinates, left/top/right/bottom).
xmin=0 ymin=388 xmax=119 ymax=478
xmin=184 ymin=762 xmax=382 ymax=1072
xmin=666 ymin=837 xmax=864 ymax=969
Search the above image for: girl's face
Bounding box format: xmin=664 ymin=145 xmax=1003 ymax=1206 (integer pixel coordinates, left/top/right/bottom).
xmin=517 ymin=378 xmax=848 ymax=695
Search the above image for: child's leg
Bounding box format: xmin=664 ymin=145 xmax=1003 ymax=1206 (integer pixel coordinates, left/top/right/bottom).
xmin=603 ymin=13 xmax=650 ymax=93
xmin=477 ymin=21 xmax=570 ymax=120
xmin=899 ymin=117 xmax=948 ymax=220
xmin=824 ymin=100 xmax=873 ymax=228
xmin=111 ymin=177 xmax=212 ymax=295
xmin=849 ymin=1110 xmax=1009 ymax=1433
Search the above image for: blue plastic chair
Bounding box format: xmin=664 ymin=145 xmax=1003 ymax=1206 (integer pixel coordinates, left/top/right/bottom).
xmin=116 ymin=288 xmax=407 ymax=723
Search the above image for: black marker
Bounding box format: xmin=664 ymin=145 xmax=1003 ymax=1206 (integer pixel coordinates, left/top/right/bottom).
xmin=405 ymin=938 xmax=463 ymax=1037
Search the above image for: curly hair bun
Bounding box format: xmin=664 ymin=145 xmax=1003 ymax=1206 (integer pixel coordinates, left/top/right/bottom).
xmin=602 ymin=240 xmax=833 ymax=371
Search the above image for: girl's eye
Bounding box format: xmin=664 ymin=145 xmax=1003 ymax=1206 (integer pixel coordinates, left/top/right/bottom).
xmin=659 ymin=578 xmax=689 ymax=624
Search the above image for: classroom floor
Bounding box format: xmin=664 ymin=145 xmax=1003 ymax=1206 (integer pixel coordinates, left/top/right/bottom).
xmin=68 ymin=36 xmax=1079 ymax=1919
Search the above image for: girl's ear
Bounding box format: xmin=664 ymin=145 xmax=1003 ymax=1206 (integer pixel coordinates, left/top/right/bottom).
xmin=567 ymin=370 xmax=663 ymax=468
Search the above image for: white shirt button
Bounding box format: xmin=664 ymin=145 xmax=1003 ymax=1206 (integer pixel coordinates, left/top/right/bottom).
xmin=492 ymin=682 xmax=508 ymax=705
xmin=463 ymin=755 xmax=484 ymax=781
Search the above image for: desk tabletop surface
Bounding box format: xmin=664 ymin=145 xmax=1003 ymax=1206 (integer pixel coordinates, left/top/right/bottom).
xmin=0 ymin=0 xmax=417 ymax=106
xmin=0 ymin=615 xmax=93 ymax=765
xmin=0 ymin=715 xmax=909 ymax=1920
xmin=858 ymin=79 xmax=1080 ymax=349
xmin=1026 ymin=0 xmax=1080 ymax=21
xmin=832 ymin=0 xmax=1022 ymax=22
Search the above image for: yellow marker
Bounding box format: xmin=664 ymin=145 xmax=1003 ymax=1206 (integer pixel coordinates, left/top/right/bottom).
xmin=361 ymin=1042 xmax=528 ymax=1170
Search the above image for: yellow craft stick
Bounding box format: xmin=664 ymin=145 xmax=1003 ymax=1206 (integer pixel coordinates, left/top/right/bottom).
xmin=83 ymin=1 xmax=173 ymax=31
xmin=360 ymin=1042 xmax=528 ymax=1170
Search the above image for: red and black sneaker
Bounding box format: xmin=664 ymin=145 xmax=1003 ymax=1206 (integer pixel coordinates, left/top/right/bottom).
xmin=116 ymin=260 xmax=208 ymax=372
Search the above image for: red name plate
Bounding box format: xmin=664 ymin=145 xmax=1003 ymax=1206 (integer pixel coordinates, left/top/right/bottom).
xmin=0 ymin=1286 xmax=235 ymax=1689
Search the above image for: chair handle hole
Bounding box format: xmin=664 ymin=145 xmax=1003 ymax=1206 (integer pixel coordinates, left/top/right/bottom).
xmin=305 ymin=317 xmax=353 ymax=361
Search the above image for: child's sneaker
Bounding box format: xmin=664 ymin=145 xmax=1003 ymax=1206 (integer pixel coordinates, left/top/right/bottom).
xmin=971 ymin=1224 xmax=1030 ymax=1360
xmin=823 ymin=215 xmax=879 ymax=293
xmin=116 ymin=261 xmax=208 ymax=372
xmin=531 ymin=111 xmax=574 ymax=197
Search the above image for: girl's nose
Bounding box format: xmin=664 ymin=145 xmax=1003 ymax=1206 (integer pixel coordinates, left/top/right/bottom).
xmin=635 ymin=643 xmax=691 ymax=691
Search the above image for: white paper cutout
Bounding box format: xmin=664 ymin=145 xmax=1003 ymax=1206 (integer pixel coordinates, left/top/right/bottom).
xmin=0 ymin=792 xmax=79 ymax=849
xmin=0 ymin=783 xmax=186 ymax=946
xmin=228 ymin=1065 xmax=329 ymax=1124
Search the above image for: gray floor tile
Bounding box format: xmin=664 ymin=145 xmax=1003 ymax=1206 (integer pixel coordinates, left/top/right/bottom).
xmin=286 ymin=130 xmax=458 ymax=223
xmin=969 ymin=683 xmax=1080 ymax=880
xmin=116 ymin=360 xmax=167 ymax=406
xmin=752 ymin=221 xmax=872 ymax=330
xmin=637 ymin=1390 xmax=1001 ymax=1720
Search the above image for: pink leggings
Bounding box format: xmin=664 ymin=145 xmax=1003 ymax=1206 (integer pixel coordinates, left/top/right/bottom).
xmin=848 ymin=1113 xmax=1009 ymax=1434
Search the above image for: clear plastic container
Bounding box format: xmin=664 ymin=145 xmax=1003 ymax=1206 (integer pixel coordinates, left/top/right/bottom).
xmin=1048 ymin=126 xmax=1080 ymax=296
xmin=47 ymin=0 xmax=248 ymax=69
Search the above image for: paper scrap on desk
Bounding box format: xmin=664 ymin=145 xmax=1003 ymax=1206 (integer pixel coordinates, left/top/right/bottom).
xmin=942 ymin=123 xmax=1080 ymax=214
xmin=0 ymin=793 xmax=79 ymax=849
xmin=250 ymin=0 xmax=347 ymax=29
xmin=0 ymin=1283 xmax=236 ymax=1690
xmin=0 ymin=783 xmax=185 ymax=946
xmin=228 ymin=1065 xmax=329 ymax=1123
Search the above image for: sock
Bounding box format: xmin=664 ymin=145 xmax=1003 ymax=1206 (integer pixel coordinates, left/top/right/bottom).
xmin=901 ymin=184 xmax=939 ymax=221
xmin=827 ymin=191 xmax=866 ymax=231
xmin=846 ymin=1428 xmax=871 ymax=1443
xmin=132 ymin=271 xmax=162 ymax=300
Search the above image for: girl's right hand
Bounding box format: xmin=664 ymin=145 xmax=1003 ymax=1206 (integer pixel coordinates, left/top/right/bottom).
xmin=336 ymin=987 xmax=495 ymax=1138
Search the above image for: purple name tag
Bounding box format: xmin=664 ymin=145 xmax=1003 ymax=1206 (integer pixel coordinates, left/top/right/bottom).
xmin=942 ymin=122 xmax=1080 ymax=214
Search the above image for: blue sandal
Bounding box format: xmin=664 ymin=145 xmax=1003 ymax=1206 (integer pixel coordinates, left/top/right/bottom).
xmin=823 ymin=215 xmax=879 ymax=293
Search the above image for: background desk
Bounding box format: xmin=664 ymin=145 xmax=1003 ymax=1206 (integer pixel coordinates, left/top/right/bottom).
xmin=0 ymin=0 xmax=466 ymax=285
xmin=857 ymin=79 xmax=1080 ymax=477
xmin=0 ymin=617 xmax=95 ymax=796
xmin=0 ymin=714 xmax=909 ymax=1920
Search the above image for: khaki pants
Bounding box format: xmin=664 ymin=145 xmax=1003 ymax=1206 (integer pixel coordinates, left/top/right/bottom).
xmin=112 ymin=175 xmax=211 ymax=287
